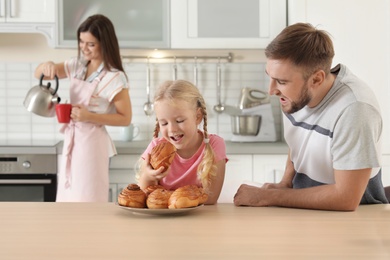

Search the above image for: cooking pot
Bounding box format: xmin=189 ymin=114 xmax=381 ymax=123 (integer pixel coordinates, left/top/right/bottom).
xmin=23 ymin=74 xmax=61 ymax=117
xmin=231 ymin=115 xmax=261 ymax=136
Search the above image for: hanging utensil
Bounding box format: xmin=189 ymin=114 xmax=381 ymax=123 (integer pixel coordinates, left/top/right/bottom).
xmin=143 ymin=60 xmax=154 ymax=116
xmin=213 ymin=58 xmax=224 ymax=113
xmin=193 ymin=57 xmax=198 ymax=86
xmin=172 ymin=57 xmax=177 ymax=80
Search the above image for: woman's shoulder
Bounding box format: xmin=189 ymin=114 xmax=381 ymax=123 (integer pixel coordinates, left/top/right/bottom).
xmin=103 ymin=70 xmax=128 ymax=87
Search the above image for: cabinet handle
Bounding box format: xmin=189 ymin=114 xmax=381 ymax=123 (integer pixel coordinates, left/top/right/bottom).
xmin=9 ymin=0 xmax=15 ymax=18
xmin=0 ymin=0 xmax=5 ymax=17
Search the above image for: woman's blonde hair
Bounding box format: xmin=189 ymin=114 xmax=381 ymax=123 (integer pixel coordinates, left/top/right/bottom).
xmin=153 ymin=80 xmax=217 ymax=191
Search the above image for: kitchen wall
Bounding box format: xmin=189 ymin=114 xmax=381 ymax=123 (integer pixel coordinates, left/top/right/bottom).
xmin=0 ymin=33 xmax=282 ymax=145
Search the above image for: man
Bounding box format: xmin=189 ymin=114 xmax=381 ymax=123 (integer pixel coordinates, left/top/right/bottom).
xmin=234 ymin=23 xmax=388 ymax=211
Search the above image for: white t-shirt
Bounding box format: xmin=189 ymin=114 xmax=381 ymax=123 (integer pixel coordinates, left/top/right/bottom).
xmin=64 ymin=57 xmax=129 ymax=114
xmin=284 ymin=64 xmax=387 ymax=204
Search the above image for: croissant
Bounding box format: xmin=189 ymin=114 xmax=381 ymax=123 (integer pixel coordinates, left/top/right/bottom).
xmin=168 ymin=185 xmax=200 ymax=209
xmin=146 ymin=188 xmax=173 ymax=209
xmin=150 ymin=142 xmax=176 ymax=172
xmin=117 ymin=183 xmax=147 ymax=208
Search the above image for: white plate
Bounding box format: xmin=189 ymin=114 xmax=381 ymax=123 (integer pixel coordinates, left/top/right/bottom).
xmin=117 ymin=204 xmax=203 ymax=216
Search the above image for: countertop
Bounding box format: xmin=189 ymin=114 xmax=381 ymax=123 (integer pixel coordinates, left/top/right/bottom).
xmin=1 ymin=203 xmax=389 ymax=259
xmin=56 ymin=140 xmax=289 ymax=155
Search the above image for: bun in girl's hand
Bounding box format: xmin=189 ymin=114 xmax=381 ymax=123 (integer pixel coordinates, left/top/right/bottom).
xmin=149 ymin=142 xmax=176 ymax=172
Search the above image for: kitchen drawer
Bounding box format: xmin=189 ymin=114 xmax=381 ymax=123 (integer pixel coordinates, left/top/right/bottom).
xmin=110 ymin=154 xmax=140 ymax=169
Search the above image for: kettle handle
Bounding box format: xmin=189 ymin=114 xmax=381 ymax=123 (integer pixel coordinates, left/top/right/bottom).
xmin=39 ymin=74 xmax=59 ymax=95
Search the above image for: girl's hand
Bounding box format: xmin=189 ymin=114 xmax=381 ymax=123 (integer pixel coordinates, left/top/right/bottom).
xmin=144 ymin=153 xmax=169 ymax=181
xmin=70 ymin=104 xmax=90 ymax=122
xmin=138 ymin=154 xmax=169 ymax=190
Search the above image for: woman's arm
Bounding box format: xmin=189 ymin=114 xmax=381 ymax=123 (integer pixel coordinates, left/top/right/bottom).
xmin=34 ymin=61 xmax=67 ymax=80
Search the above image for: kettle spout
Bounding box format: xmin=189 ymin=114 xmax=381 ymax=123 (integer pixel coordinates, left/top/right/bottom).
xmin=52 ymin=96 xmax=61 ymax=104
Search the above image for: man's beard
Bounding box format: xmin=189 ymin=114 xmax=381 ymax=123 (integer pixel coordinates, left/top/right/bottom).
xmin=285 ymin=81 xmax=311 ymax=114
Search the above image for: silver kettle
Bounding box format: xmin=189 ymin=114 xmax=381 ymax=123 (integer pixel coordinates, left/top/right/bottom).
xmin=23 ymin=74 xmax=61 ymax=117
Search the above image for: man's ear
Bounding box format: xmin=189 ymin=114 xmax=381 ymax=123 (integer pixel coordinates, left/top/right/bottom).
xmin=311 ymin=70 xmax=326 ymax=87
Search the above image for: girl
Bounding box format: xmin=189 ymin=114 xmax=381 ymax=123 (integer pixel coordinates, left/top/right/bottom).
xmin=137 ymin=80 xmax=227 ymax=204
xmin=34 ymin=14 xmax=132 ymax=202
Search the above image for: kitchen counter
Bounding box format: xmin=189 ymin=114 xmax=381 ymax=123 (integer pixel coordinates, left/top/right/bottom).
xmin=1 ymin=203 xmax=389 ymax=259
xmin=56 ymin=140 xmax=289 ymax=155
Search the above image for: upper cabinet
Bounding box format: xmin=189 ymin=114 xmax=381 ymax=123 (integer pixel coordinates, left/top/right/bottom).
xmin=0 ymin=0 xmax=55 ymax=46
xmin=170 ymin=0 xmax=287 ymax=49
xmin=56 ymin=0 xmax=170 ymax=49
xmin=0 ymin=0 xmax=54 ymax=23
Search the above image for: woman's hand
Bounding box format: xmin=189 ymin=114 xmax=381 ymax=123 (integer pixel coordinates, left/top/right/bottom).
xmin=70 ymin=104 xmax=91 ymax=122
xmin=40 ymin=61 xmax=57 ymax=79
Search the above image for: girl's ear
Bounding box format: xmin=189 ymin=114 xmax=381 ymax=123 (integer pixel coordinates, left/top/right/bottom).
xmin=196 ymin=108 xmax=203 ymax=124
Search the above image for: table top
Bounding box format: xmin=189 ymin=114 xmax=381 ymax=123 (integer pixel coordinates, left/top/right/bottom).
xmin=1 ymin=203 xmax=389 ymax=259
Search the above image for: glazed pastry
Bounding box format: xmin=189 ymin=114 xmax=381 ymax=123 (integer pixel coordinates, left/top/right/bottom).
xmin=146 ymin=188 xmax=173 ymax=209
xmin=149 ymin=142 xmax=176 ymax=172
xmin=144 ymin=184 xmax=165 ymax=196
xmin=117 ymin=183 xmax=147 ymax=208
xmin=168 ymin=185 xmax=200 ymax=209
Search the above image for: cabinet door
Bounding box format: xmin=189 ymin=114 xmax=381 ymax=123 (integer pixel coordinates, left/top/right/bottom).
xmin=0 ymin=0 xmax=55 ymax=23
xmin=382 ymin=155 xmax=390 ymax=187
xmin=57 ymin=0 xmax=169 ymax=48
xmin=171 ymin=0 xmax=286 ymax=49
xmin=109 ymin=154 xmax=139 ymax=202
xmin=218 ymin=154 xmax=252 ymax=203
xmin=253 ymin=154 xmax=287 ymax=184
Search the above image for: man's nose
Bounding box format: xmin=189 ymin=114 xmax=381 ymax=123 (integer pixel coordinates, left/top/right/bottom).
xmin=268 ymin=79 xmax=278 ymax=96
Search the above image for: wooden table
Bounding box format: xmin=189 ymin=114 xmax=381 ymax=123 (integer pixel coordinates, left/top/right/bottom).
xmin=1 ymin=203 xmax=389 ymax=259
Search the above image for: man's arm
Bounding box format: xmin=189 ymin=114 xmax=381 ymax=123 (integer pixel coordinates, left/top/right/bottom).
xmin=234 ymin=168 xmax=371 ymax=211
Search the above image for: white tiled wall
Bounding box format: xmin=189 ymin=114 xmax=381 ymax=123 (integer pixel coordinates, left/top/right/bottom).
xmin=0 ymin=61 xmax=282 ymax=144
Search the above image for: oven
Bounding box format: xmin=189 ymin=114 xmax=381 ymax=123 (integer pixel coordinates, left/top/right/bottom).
xmin=0 ymin=146 xmax=57 ymax=202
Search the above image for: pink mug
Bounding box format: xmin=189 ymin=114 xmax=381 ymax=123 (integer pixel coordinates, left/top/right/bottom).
xmin=55 ymin=104 xmax=72 ymax=123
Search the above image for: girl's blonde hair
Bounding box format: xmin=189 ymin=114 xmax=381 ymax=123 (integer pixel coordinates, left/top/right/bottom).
xmin=153 ymin=80 xmax=217 ymax=192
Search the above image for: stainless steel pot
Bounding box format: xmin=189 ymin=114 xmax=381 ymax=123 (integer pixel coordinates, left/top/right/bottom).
xmin=231 ymin=115 xmax=261 ymax=136
xmin=23 ymin=74 xmax=61 ymax=117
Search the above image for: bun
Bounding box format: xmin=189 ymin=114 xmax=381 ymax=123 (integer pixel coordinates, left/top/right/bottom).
xmin=150 ymin=142 xmax=176 ymax=172
xmin=168 ymin=185 xmax=200 ymax=209
xmin=118 ymin=184 xmax=146 ymax=208
xmin=144 ymin=184 xmax=165 ymax=196
xmin=146 ymin=188 xmax=173 ymax=209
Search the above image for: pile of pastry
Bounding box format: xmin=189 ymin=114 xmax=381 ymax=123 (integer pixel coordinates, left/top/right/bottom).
xmin=118 ymin=183 xmax=208 ymax=209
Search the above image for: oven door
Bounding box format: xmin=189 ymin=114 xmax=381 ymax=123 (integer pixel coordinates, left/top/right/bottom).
xmin=0 ymin=174 xmax=57 ymax=202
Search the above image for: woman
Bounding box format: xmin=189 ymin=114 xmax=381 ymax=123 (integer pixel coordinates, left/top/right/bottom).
xmin=34 ymin=14 xmax=132 ymax=202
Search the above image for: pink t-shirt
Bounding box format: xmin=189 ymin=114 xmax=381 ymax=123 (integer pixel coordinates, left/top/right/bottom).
xmin=142 ymin=133 xmax=228 ymax=190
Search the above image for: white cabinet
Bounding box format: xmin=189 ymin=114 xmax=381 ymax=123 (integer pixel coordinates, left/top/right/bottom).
xmin=0 ymin=0 xmax=55 ymax=47
xmin=218 ymin=154 xmax=252 ymax=203
xmin=382 ymin=155 xmax=390 ymax=187
xmin=288 ymin=0 xmax=390 ymax=154
xmin=0 ymin=0 xmax=54 ymax=23
xmin=170 ymin=0 xmax=287 ymax=49
xmin=109 ymin=154 xmax=139 ymax=202
xmin=56 ymin=0 xmax=169 ymax=48
xmin=252 ymin=154 xmax=287 ymax=184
